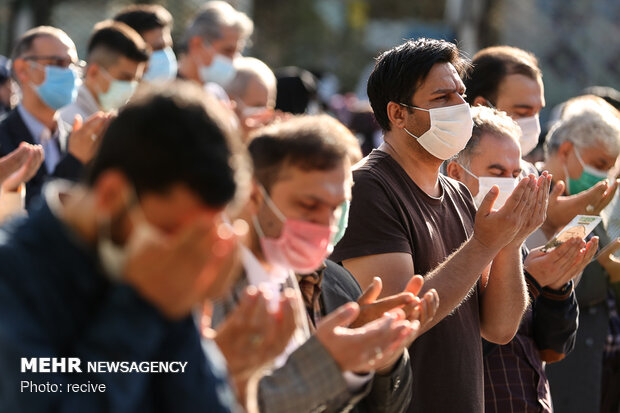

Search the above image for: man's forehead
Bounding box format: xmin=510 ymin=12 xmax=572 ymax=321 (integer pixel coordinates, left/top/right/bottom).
xmin=32 ymin=34 xmax=76 ymax=56
xmin=417 ymin=62 xmax=464 ymax=92
xmin=472 ymin=136 xmax=521 ymax=169
xmin=273 ymin=163 xmax=350 ymax=196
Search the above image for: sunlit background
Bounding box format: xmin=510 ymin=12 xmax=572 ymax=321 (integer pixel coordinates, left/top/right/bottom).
xmin=1 ymin=0 xmax=619 ymax=126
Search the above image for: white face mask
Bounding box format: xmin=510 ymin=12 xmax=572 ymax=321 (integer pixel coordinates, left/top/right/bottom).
xmin=97 ymin=207 xmax=165 ymax=281
xmin=515 ymin=114 xmax=541 ymax=157
xmin=199 ymin=54 xmax=236 ymax=87
xmin=460 ymin=165 xmax=518 ymax=210
xmin=401 ymin=102 xmax=474 ymax=160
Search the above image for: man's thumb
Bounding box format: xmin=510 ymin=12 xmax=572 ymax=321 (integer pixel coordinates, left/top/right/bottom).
xmin=319 ymin=302 xmax=360 ymax=329
xmin=477 ymin=186 xmax=499 ymax=215
xmin=550 ymin=180 xmax=564 ymax=201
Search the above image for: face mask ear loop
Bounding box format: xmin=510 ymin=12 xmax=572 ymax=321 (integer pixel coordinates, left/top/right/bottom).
xmin=399 ymin=102 xmax=430 ymax=140
xmin=484 ymin=99 xmax=496 ymax=109
xmin=458 ymin=163 xmax=479 ymax=181
xmin=257 ymin=184 xmax=287 ymax=222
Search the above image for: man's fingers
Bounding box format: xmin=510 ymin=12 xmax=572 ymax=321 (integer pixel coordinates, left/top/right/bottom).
xmin=598 ymin=238 xmax=620 ymax=263
xmin=358 ymin=277 xmax=382 ymax=305
xmin=72 ymin=113 xmax=83 ymax=131
xmin=318 ymin=302 xmax=360 ymax=330
xmin=500 ymin=176 xmax=530 ymax=213
xmin=549 ymin=180 xmax=565 ymax=203
xmin=368 ymin=293 xmax=415 ymax=317
xmin=477 ymin=185 xmax=499 ymax=216
xmin=551 ymin=238 xmax=581 ymax=264
xmin=404 ymin=274 xmax=424 ymax=296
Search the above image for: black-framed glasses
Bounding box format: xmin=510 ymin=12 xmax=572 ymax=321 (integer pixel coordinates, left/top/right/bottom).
xmin=23 ymin=55 xmax=86 ymax=72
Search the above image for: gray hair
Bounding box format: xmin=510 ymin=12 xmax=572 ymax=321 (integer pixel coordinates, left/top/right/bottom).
xmin=181 ymin=1 xmax=253 ymax=51
xmin=225 ymin=57 xmax=276 ymax=106
xmin=544 ymin=105 xmax=620 ymax=158
xmin=451 ymin=105 xmax=521 ymax=168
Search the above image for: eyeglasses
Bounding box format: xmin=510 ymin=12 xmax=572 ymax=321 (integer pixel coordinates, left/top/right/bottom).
xmin=23 ymin=55 xmax=86 ymax=74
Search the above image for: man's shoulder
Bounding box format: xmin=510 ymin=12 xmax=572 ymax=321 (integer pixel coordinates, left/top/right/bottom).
xmin=440 ymin=174 xmax=475 ymax=206
xmin=0 ymin=109 xmax=30 ymax=153
xmin=321 ymin=260 xmax=363 ymax=310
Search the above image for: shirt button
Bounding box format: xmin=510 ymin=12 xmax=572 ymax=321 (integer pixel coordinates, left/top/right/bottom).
xmin=589 ymin=307 xmax=597 ymax=315
xmin=393 ymin=378 xmax=401 ymax=391
xmin=585 ymin=337 xmax=594 ymax=347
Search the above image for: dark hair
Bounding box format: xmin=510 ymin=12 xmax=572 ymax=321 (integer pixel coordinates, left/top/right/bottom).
xmin=87 ymin=21 xmax=149 ymax=64
xmin=248 ymin=114 xmax=352 ymax=190
xmin=10 ymin=26 xmax=72 ymax=81
xmin=113 ymin=4 xmax=173 ymax=34
xmin=274 ymin=66 xmax=317 ymax=115
xmin=87 ymin=80 xmax=249 ymax=208
xmin=367 ymin=38 xmax=469 ymax=131
xmin=464 ymin=46 xmax=541 ymax=106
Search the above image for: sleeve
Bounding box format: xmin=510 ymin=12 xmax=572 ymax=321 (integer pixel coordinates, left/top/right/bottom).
xmin=52 ymin=152 xmax=85 ymax=182
xmin=258 ymin=335 xmax=369 ymax=413
xmin=0 ymin=258 xmax=172 ymax=412
xmin=532 ymin=281 xmax=579 ymax=363
xmin=355 ymin=350 xmax=413 ymax=413
xmin=330 ymin=171 xmax=412 ymax=263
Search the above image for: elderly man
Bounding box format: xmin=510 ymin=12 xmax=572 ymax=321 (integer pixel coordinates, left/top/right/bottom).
xmin=177 ymin=1 xmax=253 ymax=89
xmin=213 ymin=114 xmax=439 ymax=413
xmin=465 ymin=46 xmax=619 ymax=244
xmin=225 ymin=57 xmax=277 ymax=140
xmin=331 ymin=38 xmax=550 ymax=412
xmin=0 ymin=26 xmax=109 ymax=208
xmin=446 ymin=106 xmax=595 ymax=412
xmin=537 ymin=96 xmax=620 ymax=413
xmin=60 ymin=21 xmax=149 ymax=121
xmin=114 ymin=4 xmax=177 ymax=82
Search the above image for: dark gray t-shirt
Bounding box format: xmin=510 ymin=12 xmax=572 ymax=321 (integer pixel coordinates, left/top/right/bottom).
xmin=331 ymin=150 xmax=483 ymax=413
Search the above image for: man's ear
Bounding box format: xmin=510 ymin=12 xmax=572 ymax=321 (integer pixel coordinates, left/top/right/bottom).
xmin=92 ymin=170 xmax=132 ymax=218
xmin=556 ymin=140 xmax=574 ymax=162
xmin=12 ymin=59 xmax=29 ymax=85
xmin=85 ymin=63 xmax=99 ymax=82
xmin=472 ymin=96 xmax=490 ymax=108
xmin=386 ymin=101 xmax=408 ymax=129
xmin=247 ymin=178 xmax=264 ymax=215
xmin=445 ymin=160 xmax=462 ymax=180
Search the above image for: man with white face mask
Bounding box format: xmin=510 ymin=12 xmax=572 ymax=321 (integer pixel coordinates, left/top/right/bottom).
xmin=331 ymin=38 xmax=550 ymax=412
xmin=177 ymin=1 xmax=252 ymax=97
xmin=60 ymin=21 xmax=148 ymax=122
xmin=446 ymin=106 xmax=596 ymax=413
xmin=212 ymin=114 xmax=439 ymax=413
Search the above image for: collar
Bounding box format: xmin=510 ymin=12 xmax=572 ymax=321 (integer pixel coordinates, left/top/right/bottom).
xmin=17 ymin=104 xmax=69 ymax=144
xmin=295 ymin=262 xmax=327 ymax=286
xmin=76 ymin=84 xmax=101 ymax=116
xmin=240 ymin=244 xmax=289 ymax=287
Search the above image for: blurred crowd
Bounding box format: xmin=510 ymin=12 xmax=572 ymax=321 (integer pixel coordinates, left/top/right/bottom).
xmin=0 ymin=2 xmax=619 ymax=413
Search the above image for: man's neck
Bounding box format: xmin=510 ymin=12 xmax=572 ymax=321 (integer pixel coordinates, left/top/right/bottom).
xmin=85 ymin=80 xmax=101 ymax=109
xmin=540 ymin=157 xmax=565 ymax=186
xmin=22 ymin=92 xmax=57 ymax=131
xmin=177 ymin=55 xmax=202 ymax=85
xmin=381 ymin=132 xmax=443 ymax=197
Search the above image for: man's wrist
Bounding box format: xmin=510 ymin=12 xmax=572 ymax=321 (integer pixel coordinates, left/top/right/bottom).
xmin=541 ymin=280 xmax=574 ymax=300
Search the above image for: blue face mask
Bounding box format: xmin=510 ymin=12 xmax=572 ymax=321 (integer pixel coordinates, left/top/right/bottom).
xmin=143 ymin=47 xmax=177 ymax=82
xmin=566 ymin=147 xmax=609 ymax=195
xmin=199 ymin=54 xmax=236 ymax=87
xmin=332 ymin=200 xmax=350 ymax=245
xmin=32 ymin=64 xmax=78 ymax=110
